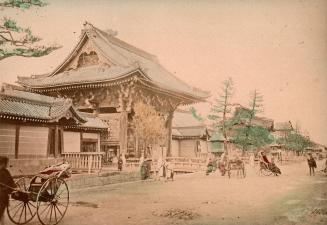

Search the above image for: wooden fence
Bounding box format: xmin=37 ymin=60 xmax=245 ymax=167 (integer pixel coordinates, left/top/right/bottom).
xmin=62 ymin=152 xmax=104 ymax=174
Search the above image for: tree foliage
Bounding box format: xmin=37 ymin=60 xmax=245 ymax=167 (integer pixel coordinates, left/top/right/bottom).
xmin=0 ymin=0 xmax=46 ymax=8
xmin=190 ymin=106 xmax=203 ymax=121
xmin=277 ymin=125 xmax=313 ymax=152
xmin=0 ymin=0 xmax=61 ymax=60
xmin=233 ymin=125 xmax=274 ymax=151
xmin=133 ymin=102 xmax=167 ymax=150
xmin=208 ymin=77 xmax=234 ymax=152
xmin=231 ymin=90 xmax=272 ymax=152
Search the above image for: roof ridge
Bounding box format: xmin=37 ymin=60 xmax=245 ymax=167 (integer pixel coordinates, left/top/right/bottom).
xmin=93 ymin=26 xmax=158 ymax=62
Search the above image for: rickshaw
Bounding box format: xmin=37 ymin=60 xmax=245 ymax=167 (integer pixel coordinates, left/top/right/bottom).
xmin=226 ymin=159 xmax=246 ymax=178
xmin=259 ymin=161 xmax=281 ymax=176
xmin=5 ymin=162 xmax=71 ymax=225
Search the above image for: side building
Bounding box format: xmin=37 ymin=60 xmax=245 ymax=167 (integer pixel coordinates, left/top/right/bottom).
xmin=171 ymin=109 xmax=212 ymax=159
xmin=0 ymin=87 xmax=107 ymax=175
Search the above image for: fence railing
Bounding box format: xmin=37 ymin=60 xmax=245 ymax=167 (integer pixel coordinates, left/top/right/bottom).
xmin=122 ymin=157 xmax=207 ymax=173
xmin=62 ymin=152 xmax=104 ymax=174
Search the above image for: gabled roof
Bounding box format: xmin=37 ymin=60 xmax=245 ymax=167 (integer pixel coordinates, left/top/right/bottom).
xmin=274 ymin=121 xmax=293 ymax=131
xmin=17 ymin=22 xmax=209 ymax=102
xmin=230 ymin=106 xmax=274 ymax=130
xmin=172 ymin=109 xmax=210 ymax=138
xmin=0 ymin=88 xmax=85 ymax=124
xmin=173 ymin=109 xmax=204 ymax=128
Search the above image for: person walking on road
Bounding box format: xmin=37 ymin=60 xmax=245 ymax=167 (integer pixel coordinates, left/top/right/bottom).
xmin=307 ymin=154 xmax=317 ymax=176
xmin=118 ymin=155 xmax=123 ymax=171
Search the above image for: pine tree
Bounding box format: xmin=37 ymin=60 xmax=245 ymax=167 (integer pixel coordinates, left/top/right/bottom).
xmin=0 ymin=0 xmax=61 ymax=60
xmin=208 ymin=77 xmax=234 ymax=154
xmin=232 ymin=90 xmax=273 ymax=152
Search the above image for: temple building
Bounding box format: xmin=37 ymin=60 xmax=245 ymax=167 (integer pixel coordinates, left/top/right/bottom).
xmin=17 ymin=22 xmax=209 ymax=159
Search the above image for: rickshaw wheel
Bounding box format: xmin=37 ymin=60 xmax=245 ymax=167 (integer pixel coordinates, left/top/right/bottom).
xmin=7 ymin=177 xmax=37 ymax=225
xmin=260 ymin=168 xmax=273 ymax=176
xmin=36 ymin=177 xmax=69 ymax=225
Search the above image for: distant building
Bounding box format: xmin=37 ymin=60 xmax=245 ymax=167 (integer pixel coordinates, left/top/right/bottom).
xmin=171 ymin=109 xmax=212 ymax=158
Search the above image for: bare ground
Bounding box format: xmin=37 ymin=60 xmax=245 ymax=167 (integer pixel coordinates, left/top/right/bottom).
xmin=5 ymin=160 xmax=327 ymax=225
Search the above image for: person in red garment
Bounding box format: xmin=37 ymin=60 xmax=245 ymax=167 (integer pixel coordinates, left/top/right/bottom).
xmin=0 ymin=156 xmax=16 ymax=225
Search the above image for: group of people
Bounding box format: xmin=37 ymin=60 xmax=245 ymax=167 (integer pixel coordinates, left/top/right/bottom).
xmin=140 ymin=157 xmax=174 ymax=181
xmin=206 ymin=151 xmax=283 ymax=176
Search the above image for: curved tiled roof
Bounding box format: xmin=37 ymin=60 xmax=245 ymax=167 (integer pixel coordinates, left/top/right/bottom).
xmin=0 ymin=88 xmax=85 ymax=123
xmin=18 ymin=65 xmax=138 ymax=88
xmin=17 ymin=22 xmax=209 ymax=102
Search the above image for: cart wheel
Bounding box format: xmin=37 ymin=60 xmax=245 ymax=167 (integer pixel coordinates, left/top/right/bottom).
xmin=36 ymin=178 xmax=69 ymax=225
xmin=260 ymin=168 xmax=272 ymax=176
xmin=7 ymin=178 xmax=36 ymax=225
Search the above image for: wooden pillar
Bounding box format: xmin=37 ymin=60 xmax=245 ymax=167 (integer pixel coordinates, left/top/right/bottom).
xmin=119 ymin=110 xmax=128 ymax=156
xmin=54 ymin=126 xmax=59 ymax=157
xmin=15 ymin=125 xmax=20 ymax=159
xmin=166 ymin=111 xmax=174 ymax=157
xmin=80 ymin=132 xmax=83 ymax=152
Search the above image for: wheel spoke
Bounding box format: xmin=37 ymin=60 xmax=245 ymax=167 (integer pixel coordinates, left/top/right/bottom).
xmin=49 ymin=205 xmax=53 ymax=224
xmin=28 ymin=202 xmax=36 ymax=208
xmin=12 ymin=203 xmax=24 ymax=219
xmin=27 ymin=202 xmax=34 ymax=217
xmin=9 ymin=201 xmax=24 ymax=212
xmin=54 ymin=204 xmax=63 ymax=217
xmin=39 ymin=203 xmax=51 ymax=216
xmin=18 ymin=203 xmax=24 ymax=223
xmin=24 ymin=203 xmax=27 ymax=222
xmin=43 ymin=204 xmax=52 ymax=223
xmin=54 ymin=203 xmax=58 ymax=223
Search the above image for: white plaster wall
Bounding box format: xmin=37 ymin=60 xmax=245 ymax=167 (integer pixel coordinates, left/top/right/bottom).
xmin=63 ymin=131 xmax=81 ymax=153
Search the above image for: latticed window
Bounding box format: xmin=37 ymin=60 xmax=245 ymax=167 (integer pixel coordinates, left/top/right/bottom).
xmin=77 ymin=51 xmax=99 ymax=67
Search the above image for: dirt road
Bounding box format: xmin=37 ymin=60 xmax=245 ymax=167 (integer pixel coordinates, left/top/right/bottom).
xmin=5 ymin=160 xmax=327 ymax=225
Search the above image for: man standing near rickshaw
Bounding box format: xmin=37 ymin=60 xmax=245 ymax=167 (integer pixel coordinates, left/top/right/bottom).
xmin=0 ymin=156 xmax=16 ymax=225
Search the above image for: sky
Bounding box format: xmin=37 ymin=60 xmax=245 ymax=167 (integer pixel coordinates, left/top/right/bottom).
xmin=0 ymin=0 xmax=326 ymax=145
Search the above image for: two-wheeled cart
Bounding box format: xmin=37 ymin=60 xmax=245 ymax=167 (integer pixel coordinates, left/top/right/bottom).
xmin=4 ymin=162 xmax=71 ymax=225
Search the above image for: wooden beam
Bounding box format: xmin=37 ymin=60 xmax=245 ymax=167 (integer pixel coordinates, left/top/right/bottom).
xmin=80 ymin=131 xmax=83 ymax=152
xmin=54 ymin=126 xmax=59 ymax=157
xmin=60 ymin=128 xmax=64 ymax=154
xmin=166 ymin=111 xmax=174 ymax=157
xmin=14 ymin=125 xmax=20 ymax=159
xmin=119 ymin=111 xmax=128 ymax=156
xmin=47 ymin=127 xmax=52 ymax=157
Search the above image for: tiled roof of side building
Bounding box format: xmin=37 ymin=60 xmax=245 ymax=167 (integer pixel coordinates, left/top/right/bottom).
xmin=274 ymin=121 xmax=293 ymax=131
xmin=77 ymin=112 xmax=109 ymax=129
xmin=17 ymin=22 xmax=209 ymax=101
xmin=0 ymin=88 xmax=86 ymax=123
xmin=173 ymin=110 xmax=204 ymax=128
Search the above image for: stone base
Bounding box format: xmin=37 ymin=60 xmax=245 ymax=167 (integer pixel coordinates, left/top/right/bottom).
xmin=67 ymin=171 xmax=141 ymax=190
